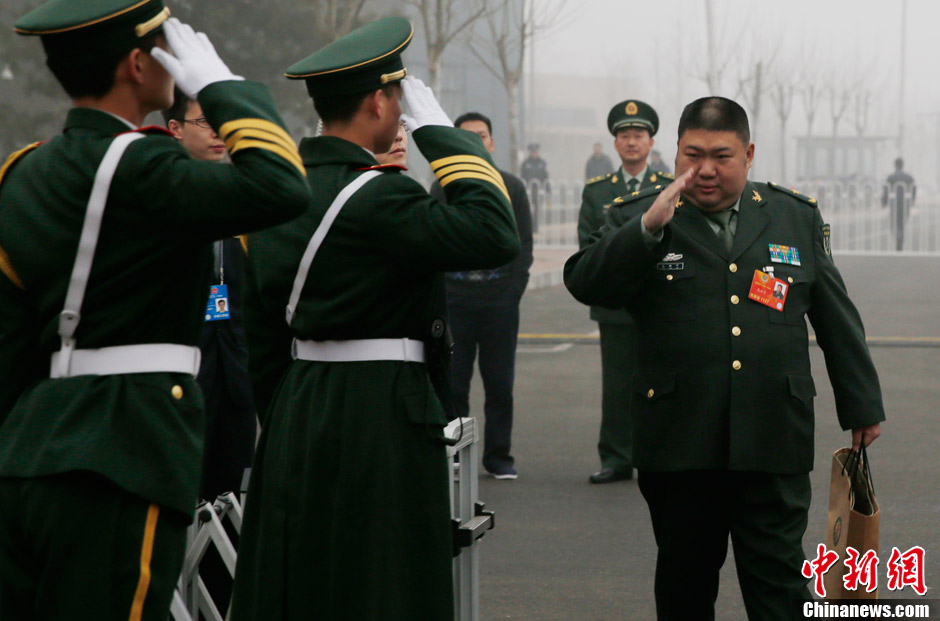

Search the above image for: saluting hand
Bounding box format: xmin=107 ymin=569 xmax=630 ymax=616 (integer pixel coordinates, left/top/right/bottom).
xmin=151 ymin=18 xmax=243 ymax=99
xmin=641 ymin=167 xmax=695 ymax=235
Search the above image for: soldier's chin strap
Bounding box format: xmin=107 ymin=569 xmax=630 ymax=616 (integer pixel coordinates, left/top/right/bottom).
xmin=55 ymin=132 xmax=144 ymax=378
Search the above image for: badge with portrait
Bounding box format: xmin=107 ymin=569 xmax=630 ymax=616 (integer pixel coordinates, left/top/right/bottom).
xmin=748 ymin=270 xmax=788 ymax=311
xmin=205 ymin=284 xmax=230 ymax=321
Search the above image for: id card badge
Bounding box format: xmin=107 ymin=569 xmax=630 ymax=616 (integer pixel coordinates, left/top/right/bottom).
xmin=205 ymin=284 xmax=230 ymax=321
xmin=747 ymin=270 xmax=788 ymax=311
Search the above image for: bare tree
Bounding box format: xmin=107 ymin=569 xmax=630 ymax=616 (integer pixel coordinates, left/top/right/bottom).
xmin=735 ymin=39 xmax=779 ymax=145
xmin=798 ymin=55 xmax=823 ymax=138
xmin=407 ymin=0 xmax=488 ymax=95
xmin=694 ymin=0 xmax=748 ymax=94
xmin=769 ymin=76 xmax=795 ymax=183
xmin=467 ymin=0 xmax=575 ymax=174
xmin=826 ymin=73 xmax=852 ymax=177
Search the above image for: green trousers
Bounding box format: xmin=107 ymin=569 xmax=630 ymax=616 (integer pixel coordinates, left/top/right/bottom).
xmin=0 ymin=471 xmax=188 ymax=621
xmin=597 ymin=322 xmax=636 ymax=471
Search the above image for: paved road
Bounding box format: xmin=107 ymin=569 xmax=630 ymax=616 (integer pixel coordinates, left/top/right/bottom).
xmin=465 ymin=254 xmax=940 ymax=619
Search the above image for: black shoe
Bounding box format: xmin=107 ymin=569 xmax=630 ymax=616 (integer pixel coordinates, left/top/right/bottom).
xmin=589 ymin=467 xmax=633 ymax=484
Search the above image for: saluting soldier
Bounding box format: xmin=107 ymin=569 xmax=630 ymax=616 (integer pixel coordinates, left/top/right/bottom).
xmin=565 ymin=97 xmax=885 ymax=620
xmin=0 ymin=3 xmax=309 ymax=619
xmin=230 ymin=17 xmax=519 ymax=620
xmin=578 ymin=99 xmax=671 ymax=484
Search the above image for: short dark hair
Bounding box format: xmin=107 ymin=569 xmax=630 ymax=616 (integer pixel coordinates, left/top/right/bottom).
xmin=678 ymin=97 xmax=750 ymax=145
xmin=314 ymin=84 xmax=397 ymax=125
xmin=454 ymin=112 xmax=492 ymax=135
xmin=161 ymin=86 xmax=194 ymax=125
xmin=45 ymin=30 xmax=162 ymax=99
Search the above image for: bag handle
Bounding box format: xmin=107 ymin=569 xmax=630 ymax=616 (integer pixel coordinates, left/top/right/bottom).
xmin=840 ymin=442 xmax=875 ymax=497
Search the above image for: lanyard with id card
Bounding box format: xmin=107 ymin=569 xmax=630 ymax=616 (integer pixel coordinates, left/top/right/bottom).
xmin=205 ymin=240 xmax=230 ymax=321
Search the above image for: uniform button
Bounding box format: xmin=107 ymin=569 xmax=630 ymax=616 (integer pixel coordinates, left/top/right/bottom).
xmin=732 ymin=360 xmax=742 ymax=371
xmin=732 ymin=326 xmax=741 ymax=336
xmin=171 ymin=385 xmax=183 ymax=400
xmin=647 ymin=389 xmax=655 ymax=399
xmin=666 ymin=274 xmax=674 ymax=281
xmin=730 ymin=295 xmax=740 ymax=304
xmin=729 ymin=263 xmax=738 ymax=273
xmin=788 ymin=276 xmax=794 ymax=284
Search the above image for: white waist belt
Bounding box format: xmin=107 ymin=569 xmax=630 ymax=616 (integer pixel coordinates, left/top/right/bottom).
xmin=50 ymin=344 xmax=202 ymax=378
xmin=292 ymin=338 xmax=425 ymax=363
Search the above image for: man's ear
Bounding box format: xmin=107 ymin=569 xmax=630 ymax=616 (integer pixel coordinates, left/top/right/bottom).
xmin=364 ymin=89 xmax=384 ymax=119
xmin=123 ymin=48 xmax=147 ymax=85
xmin=167 ymin=119 xmax=184 ymax=140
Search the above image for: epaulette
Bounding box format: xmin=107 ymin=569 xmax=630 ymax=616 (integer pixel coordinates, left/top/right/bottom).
xmin=767 ymin=181 xmax=817 ymax=207
xmin=355 ymin=163 xmax=407 ymax=172
xmin=653 ymin=170 xmax=674 ymax=181
xmin=605 ymin=182 xmax=666 ymax=208
xmin=0 ymin=142 xmax=42 ymax=189
xmin=585 ymin=172 xmax=614 ymax=186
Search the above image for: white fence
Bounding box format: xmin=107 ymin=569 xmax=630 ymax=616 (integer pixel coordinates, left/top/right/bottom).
xmin=525 ymin=179 xmax=940 ymax=255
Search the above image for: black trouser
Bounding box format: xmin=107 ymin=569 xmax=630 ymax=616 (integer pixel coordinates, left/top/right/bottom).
xmin=0 ymin=472 xmax=188 ymax=621
xmin=638 ymin=470 xmax=813 ymax=621
xmin=449 ymin=296 xmax=520 ymax=471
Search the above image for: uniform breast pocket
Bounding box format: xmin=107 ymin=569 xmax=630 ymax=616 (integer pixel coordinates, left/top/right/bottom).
xmin=769 ymin=270 xmax=811 ymax=326
xmin=641 ymin=265 xmax=697 ymax=322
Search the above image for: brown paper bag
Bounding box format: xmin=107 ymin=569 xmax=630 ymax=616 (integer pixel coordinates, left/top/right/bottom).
xmin=823 ymin=446 xmax=880 ymax=600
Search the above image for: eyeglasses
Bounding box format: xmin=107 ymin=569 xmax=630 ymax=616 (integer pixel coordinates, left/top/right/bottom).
xmin=183 ymin=117 xmax=212 ymax=130
xmin=398 ymin=119 xmax=410 ymax=133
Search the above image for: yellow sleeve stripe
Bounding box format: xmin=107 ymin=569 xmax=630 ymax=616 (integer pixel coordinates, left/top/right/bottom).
xmin=219 ymin=118 xmax=295 ymax=148
xmin=218 ymin=119 xmax=305 ymax=174
xmin=440 ymin=172 xmax=511 ymax=202
xmin=223 ymin=127 xmax=297 ymax=158
xmin=228 ymin=139 xmax=306 ymax=176
xmin=436 ymin=163 xmax=509 ymax=196
xmin=238 ymin=234 xmax=249 ymax=255
xmin=0 ymin=244 xmax=24 ymax=290
xmin=430 ymin=153 xmax=498 ymax=175
xmin=128 ymin=504 xmax=160 ymax=621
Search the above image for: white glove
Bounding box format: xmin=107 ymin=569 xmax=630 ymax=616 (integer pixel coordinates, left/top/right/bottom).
xmin=400 ymin=113 xmax=418 ymax=134
xmin=401 ymin=76 xmax=452 ymax=130
xmin=150 ymin=18 xmax=243 ymax=99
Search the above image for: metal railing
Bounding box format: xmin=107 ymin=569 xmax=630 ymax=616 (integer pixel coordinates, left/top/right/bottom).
xmin=525 ymin=179 xmax=940 ymax=255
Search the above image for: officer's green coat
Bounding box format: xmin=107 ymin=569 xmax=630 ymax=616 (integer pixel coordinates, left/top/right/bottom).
xmin=577 ymin=168 xmax=672 ymax=323
xmin=231 ymin=126 xmax=518 ymax=620
xmin=0 ymin=80 xmax=310 ymax=516
xmin=565 ymin=181 xmax=885 ymax=473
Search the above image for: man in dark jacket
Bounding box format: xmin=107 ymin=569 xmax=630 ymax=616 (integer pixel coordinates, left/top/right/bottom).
xmin=881 ymin=157 xmax=916 ymax=251
xmin=566 ymin=96 xmax=884 ymax=620
xmin=432 ymin=111 xmax=534 ymax=479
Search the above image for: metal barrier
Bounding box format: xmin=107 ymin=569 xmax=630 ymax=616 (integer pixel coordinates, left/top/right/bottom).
xmin=447 ymin=417 xmax=495 ymax=621
xmin=525 ymin=178 xmax=940 ymax=255
xmin=171 ymin=419 xmax=493 ymax=621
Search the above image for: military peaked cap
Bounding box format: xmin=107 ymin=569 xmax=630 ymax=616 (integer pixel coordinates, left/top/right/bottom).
xmin=15 ymin=0 xmax=170 ymax=57
xmin=286 ymin=16 xmax=413 ymax=98
xmin=607 ymin=99 xmax=659 ymax=137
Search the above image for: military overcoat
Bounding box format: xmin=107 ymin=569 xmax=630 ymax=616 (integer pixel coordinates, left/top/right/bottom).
xmin=0 ymin=81 xmax=309 ymax=516
xmin=565 ymin=181 xmax=885 ymax=474
xmin=232 ymin=125 xmax=518 ymax=619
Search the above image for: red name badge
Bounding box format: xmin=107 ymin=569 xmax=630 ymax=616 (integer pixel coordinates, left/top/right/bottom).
xmin=748 ymin=270 xmax=788 ymax=311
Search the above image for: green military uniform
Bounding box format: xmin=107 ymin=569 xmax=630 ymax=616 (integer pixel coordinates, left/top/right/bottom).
xmin=577 ymin=99 xmax=671 ymax=480
xmin=0 ymin=2 xmax=310 ymax=618
xmin=565 ymin=181 xmax=886 ymax=618
xmin=230 ymin=18 xmax=519 ymax=620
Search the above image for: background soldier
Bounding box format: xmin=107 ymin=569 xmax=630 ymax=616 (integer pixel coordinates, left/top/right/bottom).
xmin=0 ymin=5 xmax=308 ymax=618
xmin=585 ymin=141 xmax=615 ymax=179
xmin=881 ymin=157 xmax=916 ymax=251
xmin=566 ymin=96 xmax=884 ymax=620
xmin=231 ymin=17 xmax=519 ymax=620
xmin=577 ymin=99 xmax=670 ymax=484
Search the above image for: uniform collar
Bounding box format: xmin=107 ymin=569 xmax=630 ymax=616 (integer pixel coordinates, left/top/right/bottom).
xmin=64 ymin=107 xmax=139 ymax=135
xmin=298 ymin=135 xmax=379 ymax=168
xmin=620 ymin=164 xmax=648 ymax=185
